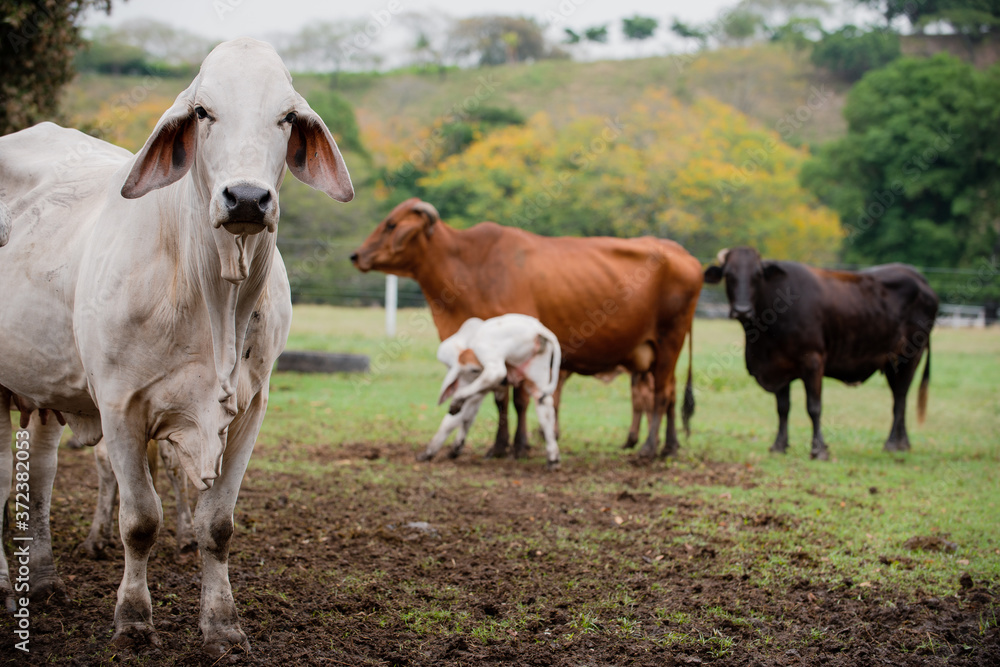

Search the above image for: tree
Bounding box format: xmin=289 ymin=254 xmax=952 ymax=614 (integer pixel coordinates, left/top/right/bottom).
xmin=857 ymin=0 xmax=1000 ymax=35
xmin=276 ymin=21 xmax=380 ymax=74
xmin=802 ymin=54 xmax=1000 ymax=294
xmin=447 ymin=16 xmax=552 ymax=66
xmin=401 ymin=11 xmax=453 ymax=73
xmin=563 ymin=28 xmax=581 ymax=44
xmin=768 ymin=16 xmax=824 ymax=49
xmin=670 ymin=18 xmax=708 ymax=48
xmin=622 ymin=15 xmax=658 ymax=41
xmin=720 ymin=8 xmax=764 ymax=44
xmin=418 ymin=89 xmax=841 ymax=263
xmin=810 ymin=25 xmax=900 ymax=81
xmin=1 ymin=0 xmax=114 ymax=135
xmin=584 ymin=25 xmax=609 ymax=43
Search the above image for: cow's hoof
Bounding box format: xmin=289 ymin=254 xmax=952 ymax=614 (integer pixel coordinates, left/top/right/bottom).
xmin=175 ymin=539 xmax=199 ymax=563
xmin=884 ymin=439 xmax=910 ymax=453
xmin=415 ymin=451 xmax=434 ymax=462
xmin=78 ymin=537 xmax=112 ymax=561
xmin=659 ymin=441 xmax=680 ymax=459
xmin=203 ymin=627 xmax=250 ymax=659
xmin=513 ymin=437 xmax=530 ymax=459
xmin=632 ymin=451 xmax=656 ymax=466
xmin=769 ymin=442 xmax=789 ymax=455
xmin=810 ymin=448 xmax=830 ymax=461
xmin=30 ymin=575 xmax=68 ymax=604
xmin=622 ymin=434 xmax=639 ymax=450
xmin=112 ymin=622 xmax=162 ymax=650
xmin=447 ymin=443 xmax=465 ymax=459
xmin=484 ymin=444 xmax=508 ymax=459
xmin=546 ymin=459 xmax=561 ymax=471
xmin=178 ymin=538 xmax=199 ymax=555
xmin=2 ymin=581 xmax=15 ymax=613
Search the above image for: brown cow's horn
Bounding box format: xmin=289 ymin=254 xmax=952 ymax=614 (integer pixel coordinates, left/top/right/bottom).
xmin=716 ymin=248 xmax=730 ymax=266
xmin=412 ymin=201 xmax=440 ymax=222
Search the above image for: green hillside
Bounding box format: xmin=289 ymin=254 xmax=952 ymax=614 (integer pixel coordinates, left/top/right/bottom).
xmin=60 ymin=44 xmax=849 ymax=305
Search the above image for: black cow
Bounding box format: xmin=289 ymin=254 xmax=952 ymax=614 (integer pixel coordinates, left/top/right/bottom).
xmin=704 ymin=247 xmax=939 ymax=460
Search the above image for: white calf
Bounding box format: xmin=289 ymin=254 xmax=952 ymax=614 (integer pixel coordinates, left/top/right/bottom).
xmin=418 ymin=314 xmax=563 ymax=468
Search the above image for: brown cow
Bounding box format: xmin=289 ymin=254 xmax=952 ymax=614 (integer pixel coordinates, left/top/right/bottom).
xmin=351 ymin=198 xmax=703 ymax=459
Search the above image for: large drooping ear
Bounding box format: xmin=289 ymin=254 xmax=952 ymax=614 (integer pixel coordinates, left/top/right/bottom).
xmin=286 ymin=97 xmax=354 ymax=202
xmin=704 ymin=265 xmax=724 ymax=284
xmin=438 ymin=364 xmax=463 ymax=405
xmin=412 ymin=200 xmax=440 ymax=237
xmin=121 ymin=80 xmax=199 ymax=199
xmin=762 ymin=261 xmax=786 ymax=281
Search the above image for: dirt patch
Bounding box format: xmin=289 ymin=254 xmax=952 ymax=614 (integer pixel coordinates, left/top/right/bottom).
xmin=0 ymin=441 xmax=997 ymax=666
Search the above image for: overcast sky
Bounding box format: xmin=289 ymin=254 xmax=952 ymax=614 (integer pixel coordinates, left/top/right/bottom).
xmin=84 ymin=0 xmax=879 ymax=65
xmin=89 ymin=0 xmax=735 ymax=39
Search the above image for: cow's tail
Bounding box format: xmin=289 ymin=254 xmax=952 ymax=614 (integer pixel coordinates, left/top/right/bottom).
xmin=917 ymin=339 xmax=930 ymax=424
xmin=682 ymin=323 xmax=695 ymax=438
xmin=541 ymin=329 xmax=562 ymax=398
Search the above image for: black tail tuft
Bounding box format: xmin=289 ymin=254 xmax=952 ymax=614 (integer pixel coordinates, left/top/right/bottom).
xmin=682 ymin=326 xmax=695 ymax=438
xmin=917 ymin=339 xmax=930 ymax=424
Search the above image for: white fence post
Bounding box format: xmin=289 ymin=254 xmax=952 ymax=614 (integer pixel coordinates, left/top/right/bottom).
xmin=385 ymin=274 xmax=398 ymax=338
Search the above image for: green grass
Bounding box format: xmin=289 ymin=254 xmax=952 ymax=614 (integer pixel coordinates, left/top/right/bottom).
xmin=261 ymin=305 xmax=1000 ymax=601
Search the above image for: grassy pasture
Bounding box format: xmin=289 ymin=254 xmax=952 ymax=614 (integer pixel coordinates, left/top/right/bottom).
xmin=3 ymin=305 xmax=997 ymax=664
xmin=266 ymin=306 xmax=1000 ymax=597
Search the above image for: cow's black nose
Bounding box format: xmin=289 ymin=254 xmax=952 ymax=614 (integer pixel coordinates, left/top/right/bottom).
xmin=222 ymin=185 xmax=272 ymax=222
xmin=350 ymin=252 xmax=359 ymax=262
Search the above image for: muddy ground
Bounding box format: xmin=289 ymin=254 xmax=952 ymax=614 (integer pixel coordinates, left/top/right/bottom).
xmin=0 ymin=439 xmax=997 ymax=666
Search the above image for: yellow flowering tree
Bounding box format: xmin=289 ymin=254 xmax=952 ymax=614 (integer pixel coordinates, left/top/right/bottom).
xmin=418 ymin=88 xmax=841 ymax=263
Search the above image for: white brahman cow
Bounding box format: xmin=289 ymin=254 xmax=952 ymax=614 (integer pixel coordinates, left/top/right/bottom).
xmin=0 ymin=38 xmax=349 ymax=655
xmin=418 ymin=314 xmax=563 ymax=468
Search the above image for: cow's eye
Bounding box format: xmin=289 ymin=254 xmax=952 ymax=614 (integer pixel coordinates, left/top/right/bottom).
xmin=195 ymin=106 xmax=209 ymax=120
xmin=282 ymin=112 xmax=297 ymax=124
xmin=385 ymin=222 xmax=396 ymax=231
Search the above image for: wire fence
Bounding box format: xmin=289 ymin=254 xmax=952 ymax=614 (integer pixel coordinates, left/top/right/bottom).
xmin=276 ymin=238 xmax=999 ymax=315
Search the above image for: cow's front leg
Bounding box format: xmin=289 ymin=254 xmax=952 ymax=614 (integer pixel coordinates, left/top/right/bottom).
xmin=79 ymin=438 xmax=119 ymax=559
xmin=196 ymin=393 xmax=266 ymax=657
xmin=484 ymin=385 xmax=510 ymax=459
xmin=106 ymin=421 xmax=163 ymax=648
xmin=421 ymin=410 xmax=464 ymax=461
xmin=803 ymin=360 xmax=828 ymax=460
xmin=25 ymin=415 xmax=67 ymax=603
xmin=769 ymin=384 xmax=791 ymax=454
xmin=448 ymin=394 xmax=486 ymax=459
xmin=512 ymin=385 xmax=531 ymax=459
xmin=622 ymin=373 xmax=644 ymax=449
